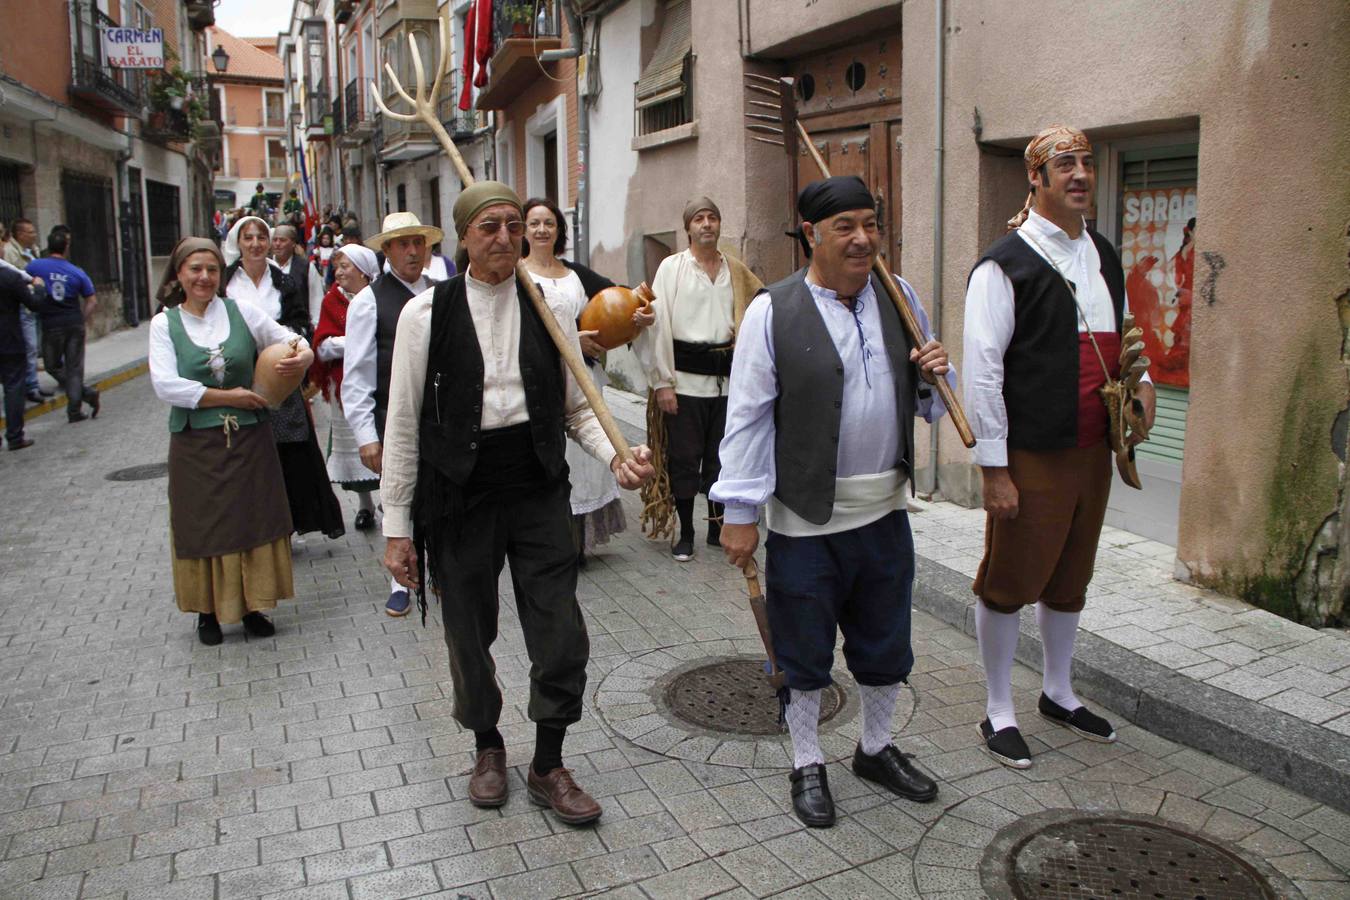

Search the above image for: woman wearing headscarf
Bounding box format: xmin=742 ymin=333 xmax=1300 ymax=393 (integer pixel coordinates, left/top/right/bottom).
xmin=519 ymin=196 xmax=651 ymax=565
xmin=310 ymin=243 xmax=381 ymax=530
xmin=149 ymin=238 xmax=311 ymax=645
xmin=222 ymin=215 xmax=345 ymax=541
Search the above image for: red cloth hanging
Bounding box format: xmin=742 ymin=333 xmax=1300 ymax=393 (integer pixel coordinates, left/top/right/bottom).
xmin=472 ymin=0 xmax=493 ymax=88
xmin=458 ymin=1 xmax=477 ymax=110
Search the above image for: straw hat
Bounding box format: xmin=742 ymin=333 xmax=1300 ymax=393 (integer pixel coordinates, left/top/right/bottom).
xmin=365 ymin=211 xmax=444 ymax=250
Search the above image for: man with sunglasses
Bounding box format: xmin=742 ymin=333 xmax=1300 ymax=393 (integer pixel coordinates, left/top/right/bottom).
xmin=379 ymin=182 xmax=654 ymax=826
xmin=712 ymin=175 xmax=952 ymax=827
xmin=342 ymin=211 xmax=443 ymax=616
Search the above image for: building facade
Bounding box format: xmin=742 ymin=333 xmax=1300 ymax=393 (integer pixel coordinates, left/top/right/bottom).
xmin=0 ymin=0 xmax=219 ymax=333
xmin=206 ymin=28 xmax=287 ymax=214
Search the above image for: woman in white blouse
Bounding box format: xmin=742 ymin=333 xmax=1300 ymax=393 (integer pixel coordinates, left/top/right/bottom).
xmin=149 ymin=238 xmax=312 ymax=646
xmin=221 ymin=216 xmax=345 ymax=541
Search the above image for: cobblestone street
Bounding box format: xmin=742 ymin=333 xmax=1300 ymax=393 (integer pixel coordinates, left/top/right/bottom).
xmin=1 ymin=376 xmax=1347 ymax=899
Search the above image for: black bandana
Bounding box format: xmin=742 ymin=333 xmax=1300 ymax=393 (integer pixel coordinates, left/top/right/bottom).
xmin=797 ymin=175 xmax=875 ymax=224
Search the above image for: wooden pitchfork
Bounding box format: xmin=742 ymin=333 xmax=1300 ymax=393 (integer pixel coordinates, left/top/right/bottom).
xmin=744 ymin=73 xmax=976 ymax=449
xmin=370 ymin=20 xmax=634 ymax=463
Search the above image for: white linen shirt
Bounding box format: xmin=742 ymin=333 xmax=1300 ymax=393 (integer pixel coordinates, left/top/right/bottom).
xmin=226 ymin=261 xmax=285 ymax=321
xmin=709 ymin=273 xmax=952 ymax=532
xmin=962 ymin=210 xmax=1150 ymax=468
xmin=148 ymin=298 xmax=307 ymax=409
xmin=341 ymin=272 xmax=431 ymax=448
xmin=379 ymin=271 xmax=617 ymax=539
xmin=634 ymin=249 xmax=735 ymax=398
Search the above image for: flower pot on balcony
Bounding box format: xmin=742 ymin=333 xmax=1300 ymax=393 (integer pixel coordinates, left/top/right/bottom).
xmin=147 ymin=111 xmax=167 ymax=131
xmin=511 ymin=22 xmax=531 ymax=36
xmin=168 ymin=96 xmax=185 ymax=111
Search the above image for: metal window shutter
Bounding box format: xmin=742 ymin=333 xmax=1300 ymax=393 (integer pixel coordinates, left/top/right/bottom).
xmin=634 ymin=0 xmax=690 ymax=103
xmin=1120 ymin=146 xmax=1198 ymax=465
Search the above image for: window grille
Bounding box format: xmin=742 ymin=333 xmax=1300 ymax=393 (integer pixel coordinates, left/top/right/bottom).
xmin=0 ymin=163 xmax=22 ymax=229
xmin=146 ymin=180 xmax=181 ymax=256
xmin=61 ymin=171 xmax=118 ymax=285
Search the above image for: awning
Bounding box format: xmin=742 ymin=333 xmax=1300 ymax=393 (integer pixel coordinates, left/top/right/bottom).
xmin=634 ymin=0 xmax=690 ymax=104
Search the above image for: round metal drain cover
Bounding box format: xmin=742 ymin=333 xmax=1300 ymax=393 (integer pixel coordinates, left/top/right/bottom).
xmin=105 ymin=462 xmax=168 ymax=482
xmin=663 ymin=658 xmax=844 ymax=735
xmin=1010 ymin=818 xmax=1276 ymax=900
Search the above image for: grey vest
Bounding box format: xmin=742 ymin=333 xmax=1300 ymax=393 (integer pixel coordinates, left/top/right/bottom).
xmin=372 ymin=274 xmax=415 ymax=441
xmin=769 ymin=268 xmax=917 ymax=526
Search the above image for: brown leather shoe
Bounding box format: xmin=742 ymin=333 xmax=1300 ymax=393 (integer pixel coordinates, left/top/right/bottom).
xmin=527 ymin=766 xmax=602 ymax=825
xmin=468 ymin=748 xmax=508 ymax=808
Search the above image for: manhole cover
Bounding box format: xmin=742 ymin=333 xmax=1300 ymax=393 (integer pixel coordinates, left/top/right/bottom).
xmin=1010 ymin=818 xmax=1277 ymax=900
xmin=663 ymin=658 xmax=844 ymax=735
xmin=105 ymin=462 xmax=168 ymax=482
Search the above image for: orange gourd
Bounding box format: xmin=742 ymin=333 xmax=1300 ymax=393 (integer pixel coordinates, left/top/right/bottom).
xmin=579 ymin=282 xmax=655 ymax=350
xmin=252 ymin=337 xmax=305 ymax=408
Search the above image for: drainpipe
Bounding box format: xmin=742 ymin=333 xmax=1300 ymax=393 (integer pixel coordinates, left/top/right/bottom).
xmin=927 ymin=0 xmax=945 ymax=497
xmin=539 ymin=3 xmax=587 ymax=265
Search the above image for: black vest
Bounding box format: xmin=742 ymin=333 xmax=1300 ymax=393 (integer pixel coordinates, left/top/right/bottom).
xmin=371 ymin=273 xmax=415 ymax=441
xmin=974 ymin=229 xmax=1125 ymax=450
xmin=769 ymin=268 xmax=918 ymax=526
xmin=415 ymin=274 xmax=567 ymax=490
xmin=284 ymin=254 xmax=309 ymax=301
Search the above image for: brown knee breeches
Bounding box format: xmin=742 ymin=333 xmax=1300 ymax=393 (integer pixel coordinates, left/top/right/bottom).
xmin=973 ymin=446 xmax=1112 ymax=614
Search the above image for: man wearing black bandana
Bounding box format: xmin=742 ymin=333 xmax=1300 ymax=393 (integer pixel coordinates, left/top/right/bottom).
xmin=712 ymin=176 xmax=955 ymax=827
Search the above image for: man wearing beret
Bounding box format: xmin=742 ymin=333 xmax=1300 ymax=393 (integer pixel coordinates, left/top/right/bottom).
xmin=380 ymin=182 xmax=655 ymax=826
xmin=713 ymin=175 xmax=953 ymax=827
xmin=635 ymin=197 xmax=762 ymax=560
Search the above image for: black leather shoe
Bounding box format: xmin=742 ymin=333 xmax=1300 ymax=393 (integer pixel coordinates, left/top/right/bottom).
xmin=197 ymin=614 xmax=223 ymax=646
xmin=7 ymin=437 xmax=34 ymax=451
xmin=789 ymin=764 xmax=835 ymax=828
xmin=353 ymin=508 xmax=375 ymax=531
xmin=26 ymin=391 xmax=45 ymax=404
xmin=672 ymin=537 xmax=694 ymax=562
xmin=242 ymin=612 xmax=275 ymax=638
xmin=852 ymin=744 xmax=938 ymax=803
xmin=68 ymin=411 xmax=88 ymax=423
xmin=88 ymin=391 xmax=100 ymax=419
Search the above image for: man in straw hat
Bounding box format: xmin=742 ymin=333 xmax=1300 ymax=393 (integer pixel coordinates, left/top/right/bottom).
xmin=963 ymin=124 xmax=1155 ymax=769
xmin=342 ymin=211 xmax=443 ymax=617
xmin=714 ymin=175 xmax=952 ymax=827
xmin=380 ymin=182 xmax=654 ymax=826
xmin=634 ymin=196 xmax=762 ymax=560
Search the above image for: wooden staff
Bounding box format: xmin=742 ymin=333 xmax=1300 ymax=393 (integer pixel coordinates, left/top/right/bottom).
xmin=370 ymin=20 xmax=633 ymax=463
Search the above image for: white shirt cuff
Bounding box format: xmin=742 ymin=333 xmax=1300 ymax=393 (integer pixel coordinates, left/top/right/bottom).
xmin=723 ymin=503 xmax=760 ymax=526
xmin=382 ymin=505 xmax=412 ymax=539
xmin=352 ymin=420 xmax=379 ymax=448
xmin=973 ymin=438 xmax=1009 ymax=468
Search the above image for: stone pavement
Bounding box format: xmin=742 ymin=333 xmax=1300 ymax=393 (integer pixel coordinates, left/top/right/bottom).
xmin=0 ymin=376 xmax=1347 ymax=899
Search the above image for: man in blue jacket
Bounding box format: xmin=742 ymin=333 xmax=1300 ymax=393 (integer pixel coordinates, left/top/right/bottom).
xmin=26 ymin=230 xmax=100 ymax=422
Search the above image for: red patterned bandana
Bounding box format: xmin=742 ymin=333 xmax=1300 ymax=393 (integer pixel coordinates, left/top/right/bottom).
xmin=1008 ymin=125 xmax=1092 ymax=230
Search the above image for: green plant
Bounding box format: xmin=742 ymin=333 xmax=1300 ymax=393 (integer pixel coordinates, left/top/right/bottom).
xmin=502 ymin=1 xmax=537 ymax=26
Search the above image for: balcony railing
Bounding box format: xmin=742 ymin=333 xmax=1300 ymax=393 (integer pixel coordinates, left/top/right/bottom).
xmin=70 ymin=0 xmax=145 ymax=113
xmin=305 ymin=90 xmax=330 ymax=136
xmin=143 ymin=108 xmax=191 ymax=142
xmin=438 ymin=74 xmax=485 ymax=138
xmin=494 ymin=0 xmax=560 ymax=43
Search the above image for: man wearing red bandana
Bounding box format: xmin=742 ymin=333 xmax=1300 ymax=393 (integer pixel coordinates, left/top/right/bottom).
xmin=963 ymin=125 xmax=1156 ymax=768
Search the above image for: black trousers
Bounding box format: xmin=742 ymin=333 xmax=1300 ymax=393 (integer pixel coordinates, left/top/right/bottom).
xmin=1 ymin=352 xmax=26 ymax=444
xmin=40 ymin=324 xmax=95 ymax=417
xmin=663 ymin=393 xmax=727 ymax=500
xmin=432 ymin=479 xmax=590 ymax=732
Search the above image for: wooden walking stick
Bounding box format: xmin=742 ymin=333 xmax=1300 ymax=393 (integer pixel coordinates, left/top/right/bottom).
xmin=370 ymin=20 xmax=634 ymax=463
xmin=744 ymin=74 xmax=977 ymax=449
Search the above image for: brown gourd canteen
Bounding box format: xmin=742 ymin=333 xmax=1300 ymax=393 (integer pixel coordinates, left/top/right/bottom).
xmin=580 ymin=283 xmax=655 ymax=350
xmin=253 ymin=338 xmax=305 ymax=408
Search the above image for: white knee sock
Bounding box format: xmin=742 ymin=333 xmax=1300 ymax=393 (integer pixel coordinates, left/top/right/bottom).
xmin=1037 ymin=603 xmax=1081 ymax=710
xmin=786 ymin=688 xmax=823 ymax=768
xmin=858 ymin=682 xmax=903 ymax=756
xmin=358 ymin=491 xmax=375 ymax=512
xmin=390 ymin=575 xmax=405 ymax=595
xmin=976 ymin=602 xmax=1021 ymax=732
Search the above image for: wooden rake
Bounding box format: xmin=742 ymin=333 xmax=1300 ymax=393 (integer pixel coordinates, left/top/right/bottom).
xmin=744 ymin=73 xmax=976 ymax=449
xmin=370 ymin=20 xmax=634 ymax=463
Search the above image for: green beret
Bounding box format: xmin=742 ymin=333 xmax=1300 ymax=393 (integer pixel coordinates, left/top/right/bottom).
xmin=452 ymin=181 xmax=523 ymax=238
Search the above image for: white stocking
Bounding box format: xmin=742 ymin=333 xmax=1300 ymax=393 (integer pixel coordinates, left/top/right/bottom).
xmin=785 ymin=688 xmax=823 ymax=769
xmin=976 ymin=602 xmax=1021 ymax=732
xmin=858 ymin=681 xmax=903 ymax=756
xmin=1037 ymin=603 xmax=1081 ymax=710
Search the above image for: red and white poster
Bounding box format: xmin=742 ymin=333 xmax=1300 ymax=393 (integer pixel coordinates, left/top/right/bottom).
xmin=1121 ymin=187 xmax=1196 ymax=388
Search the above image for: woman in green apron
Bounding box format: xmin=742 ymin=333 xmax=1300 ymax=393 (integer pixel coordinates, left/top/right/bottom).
xmin=149 ymin=238 xmax=313 ymax=645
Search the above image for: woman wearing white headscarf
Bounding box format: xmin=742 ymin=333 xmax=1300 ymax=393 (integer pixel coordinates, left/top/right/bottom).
xmin=310 ymin=244 xmax=382 ymax=529
xmin=222 ymin=215 xmax=346 ymax=541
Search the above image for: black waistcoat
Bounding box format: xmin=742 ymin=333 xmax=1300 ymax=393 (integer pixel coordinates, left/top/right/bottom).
xmin=415 ymin=274 xmax=567 ymax=492
xmin=769 ymin=268 xmax=917 ymax=526
xmin=371 ymin=273 xmax=415 ymax=441
xmin=973 ymin=229 xmax=1124 ymax=450
xmin=284 ymin=254 xmax=309 ymax=301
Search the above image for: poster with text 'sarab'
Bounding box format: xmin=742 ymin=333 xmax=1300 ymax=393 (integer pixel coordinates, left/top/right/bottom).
xmin=1121 ymin=187 xmax=1196 ymax=388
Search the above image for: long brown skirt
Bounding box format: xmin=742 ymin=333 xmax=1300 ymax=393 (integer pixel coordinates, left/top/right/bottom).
xmin=168 ymin=420 xmax=294 ymax=622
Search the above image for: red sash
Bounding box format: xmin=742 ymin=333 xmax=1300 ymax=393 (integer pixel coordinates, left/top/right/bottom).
xmin=1077 ymin=331 xmax=1121 ymax=447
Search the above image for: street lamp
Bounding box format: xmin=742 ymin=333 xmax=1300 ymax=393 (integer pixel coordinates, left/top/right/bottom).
xmin=211 ymin=44 xmax=230 ymax=74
